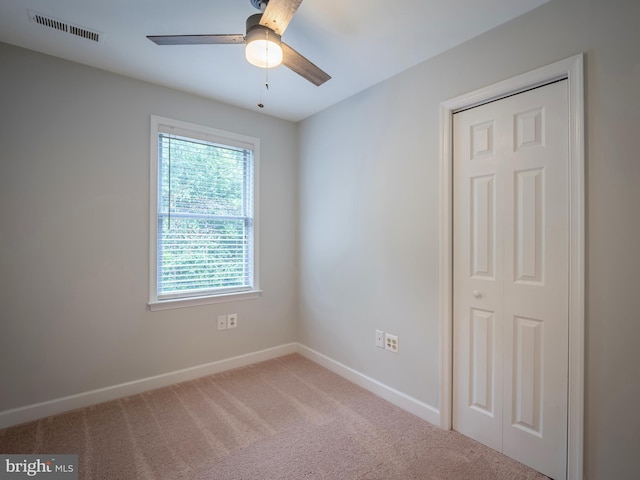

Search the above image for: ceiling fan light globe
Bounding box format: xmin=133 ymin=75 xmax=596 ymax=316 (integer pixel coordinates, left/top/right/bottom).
xmin=245 ymin=39 xmax=283 ymax=68
xmin=244 ymin=27 xmax=283 ymax=68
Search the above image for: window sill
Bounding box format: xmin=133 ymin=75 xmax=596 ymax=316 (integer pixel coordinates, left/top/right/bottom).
xmin=148 ymin=290 xmax=262 ymax=311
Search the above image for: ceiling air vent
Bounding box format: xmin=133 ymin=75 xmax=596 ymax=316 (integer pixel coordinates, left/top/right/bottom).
xmin=28 ymin=10 xmax=104 ymax=44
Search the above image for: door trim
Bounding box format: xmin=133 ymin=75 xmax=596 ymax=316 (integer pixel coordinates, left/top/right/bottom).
xmin=438 ymin=54 xmax=584 ymax=480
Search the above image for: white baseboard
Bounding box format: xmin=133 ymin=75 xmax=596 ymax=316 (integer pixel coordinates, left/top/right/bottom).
xmin=296 ymin=343 xmax=441 ymax=426
xmin=1 ymin=342 xmax=440 ymax=430
xmin=0 ymin=343 xmax=298 ymax=429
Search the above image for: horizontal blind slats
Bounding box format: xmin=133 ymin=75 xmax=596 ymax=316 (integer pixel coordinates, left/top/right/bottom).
xmin=157 ymin=131 xmax=254 ymax=298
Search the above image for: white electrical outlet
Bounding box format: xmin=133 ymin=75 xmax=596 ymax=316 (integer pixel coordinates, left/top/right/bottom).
xmin=227 ymin=313 xmax=238 ymax=329
xmin=384 ymin=333 xmax=399 ymax=353
xmin=217 ymin=315 xmax=227 ymax=330
xmin=375 ymin=330 xmax=384 ymax=348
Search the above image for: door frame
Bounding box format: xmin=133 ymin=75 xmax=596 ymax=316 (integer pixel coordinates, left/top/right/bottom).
xmin=438 ymin=54 xmax=584 ymax=480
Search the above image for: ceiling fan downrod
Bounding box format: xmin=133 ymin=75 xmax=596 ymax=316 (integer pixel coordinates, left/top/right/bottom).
xmin=250 ymin=0 xmax=269 ymax=12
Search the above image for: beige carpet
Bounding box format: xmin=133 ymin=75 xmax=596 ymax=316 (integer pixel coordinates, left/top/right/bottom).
xmin=0 ymin=354 xmax=548 ymax=479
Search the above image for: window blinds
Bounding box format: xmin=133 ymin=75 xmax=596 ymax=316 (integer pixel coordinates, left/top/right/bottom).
xmin=157 ymin=133 xmax=254 ymax=299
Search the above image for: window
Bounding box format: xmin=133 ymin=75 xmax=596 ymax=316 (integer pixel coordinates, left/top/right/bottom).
xmin=149 ymin=116 xmax=260 ymax=310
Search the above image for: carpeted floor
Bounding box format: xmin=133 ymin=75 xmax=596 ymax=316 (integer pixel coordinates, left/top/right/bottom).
xmin=0 ymin=354 xmax=549 ymax=479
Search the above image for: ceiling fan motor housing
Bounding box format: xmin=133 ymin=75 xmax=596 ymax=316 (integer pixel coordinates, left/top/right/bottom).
xmin=245 ymin=13 xmax=282 ymax=44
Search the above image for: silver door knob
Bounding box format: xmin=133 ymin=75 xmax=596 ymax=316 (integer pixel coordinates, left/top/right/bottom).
xmin=473 ymin=290 xmax=482 ymax=298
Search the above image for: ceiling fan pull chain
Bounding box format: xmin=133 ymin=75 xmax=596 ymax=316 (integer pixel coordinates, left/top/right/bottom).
xmin=258 ymin=29 xmax=271 ymax=108
xmin=266 ymin=61 xmax=270 ymax=90
xmin=265 ymin=30 xmax=270 ymax=90
xmin=258 ymin=68 xmax=265 ymax=108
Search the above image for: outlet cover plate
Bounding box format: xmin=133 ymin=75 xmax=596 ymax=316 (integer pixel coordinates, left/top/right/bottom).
xmin=227 ymin=313 xmax=238 ymax=329
xmin=384 ymin=333 xmax=399 ymax=353
xmin=375 ymin=330 xmax=384 ymax=348
xmin=217 ymin=315 xmax=227 ymax=330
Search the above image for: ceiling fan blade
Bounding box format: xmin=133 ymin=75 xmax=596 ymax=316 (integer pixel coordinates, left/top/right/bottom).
xmin=281 ymin=42 xmax=331 ymax=86
xmin=259 ymin=0 xmax=302 ymax=36
xmin=147 ymin=34 xmax=245 ymax=45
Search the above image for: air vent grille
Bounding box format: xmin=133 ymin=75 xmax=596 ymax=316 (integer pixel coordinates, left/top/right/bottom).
xmin=69 ymin=25 xmax=101 ymax=43
xmin=28 ymin=10 xmax=104 ymax=44
xmin=32 ymin=13 xmax=68 ymax=33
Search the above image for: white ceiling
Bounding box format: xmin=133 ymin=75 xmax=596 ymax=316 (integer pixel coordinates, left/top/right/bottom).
xmin=0 ymin=0 xmax=549 ymax=122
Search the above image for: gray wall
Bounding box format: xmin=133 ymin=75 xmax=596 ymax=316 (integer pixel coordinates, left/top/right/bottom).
xmin=0 ymin=43 xmax=298 ymax=411
xmin=298 ymin=0 xmax=640 ymax=478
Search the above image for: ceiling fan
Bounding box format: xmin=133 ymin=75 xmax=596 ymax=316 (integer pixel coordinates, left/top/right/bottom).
xmin=147 ymin=0 xmax=331 ymax=86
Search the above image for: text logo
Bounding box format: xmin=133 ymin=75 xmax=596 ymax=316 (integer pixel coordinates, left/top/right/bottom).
xmin=0 ymin=455 xmax=77 ymax=479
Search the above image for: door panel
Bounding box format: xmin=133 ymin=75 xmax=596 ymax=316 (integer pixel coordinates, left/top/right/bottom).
xmin=514 ymin=168 xmax=543 ymax=284
xmin=469 ymin=308 xmax=495 ymax=416
xmin=471 ymin=174 xmax=495 ymax=279
xmin=512 ymin=315 xmax=543 ymax=434
xmin=453 ymin=105 xmax=503 ymax=454
xmin=453 ymin=80 xmax=568 ymax=480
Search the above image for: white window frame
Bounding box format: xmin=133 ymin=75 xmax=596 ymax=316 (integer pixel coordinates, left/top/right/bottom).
xmin=148 ymin=115 xmax=261 ymax=311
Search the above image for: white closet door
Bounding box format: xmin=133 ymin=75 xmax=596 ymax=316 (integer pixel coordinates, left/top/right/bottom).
xmin=453 ymin=80 xmax=569 ymax=480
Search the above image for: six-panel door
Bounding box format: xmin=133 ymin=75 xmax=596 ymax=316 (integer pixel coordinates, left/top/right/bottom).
xmin=453 ymin=80 xmax=569 ymax=480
